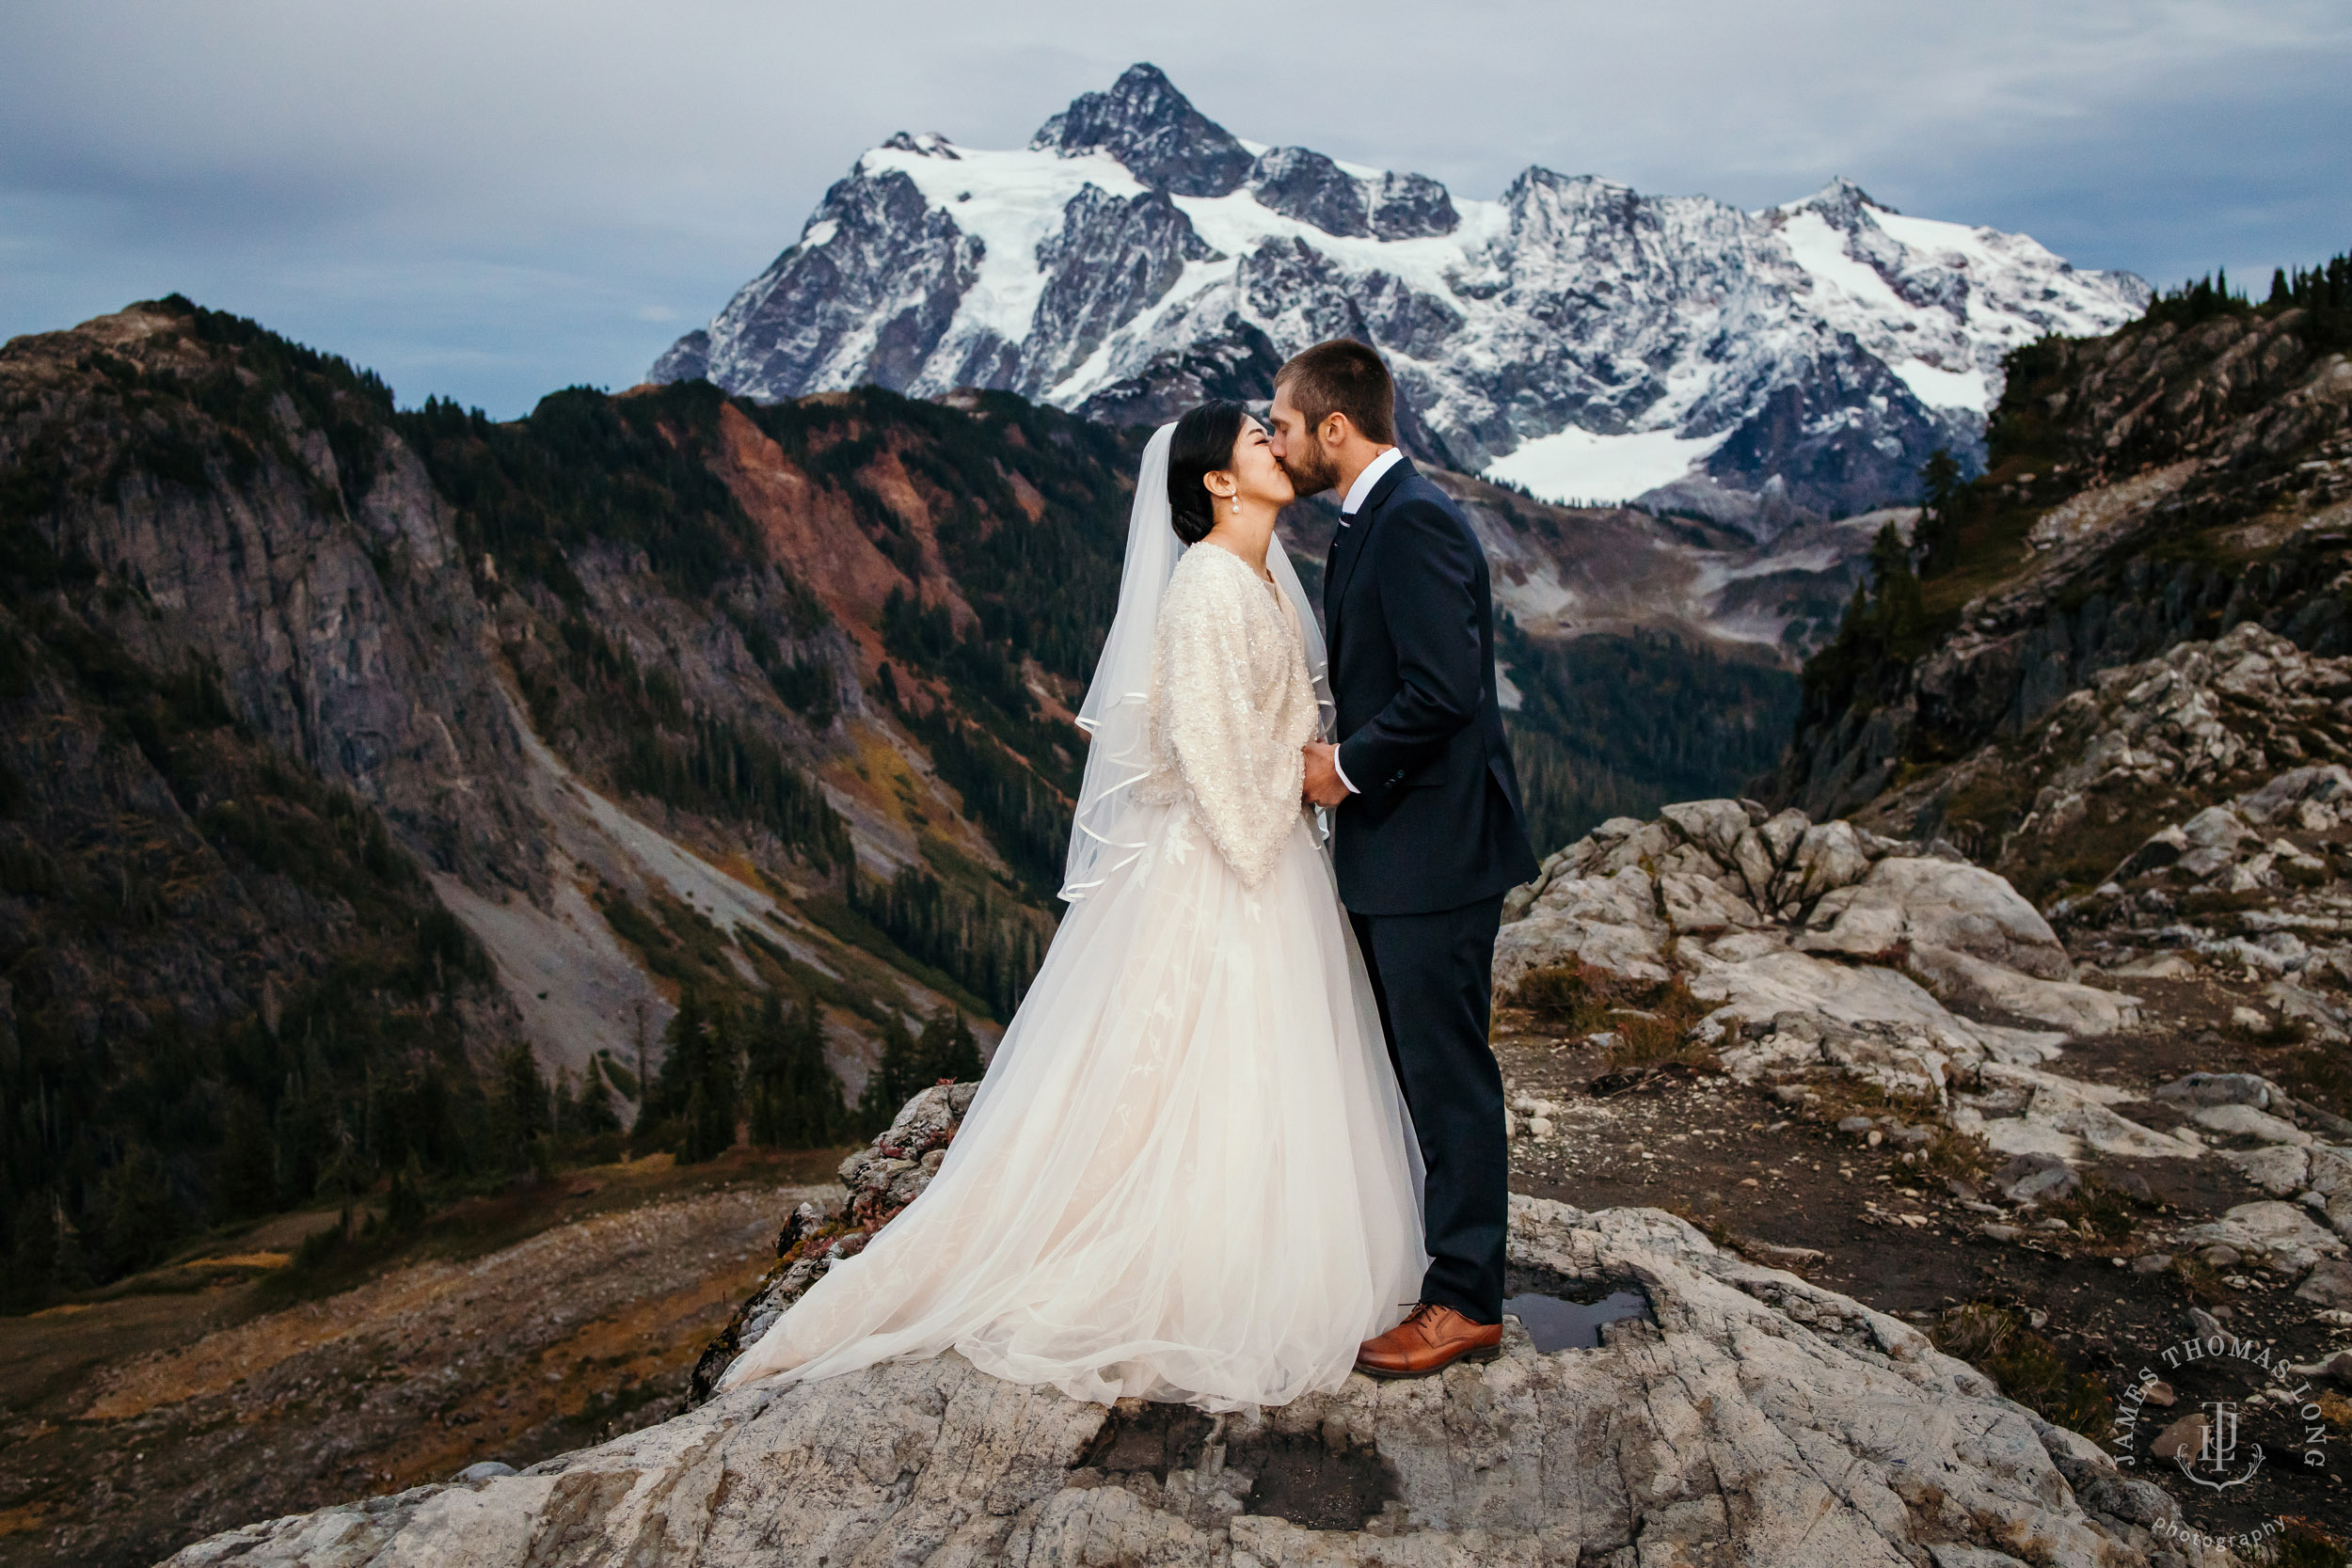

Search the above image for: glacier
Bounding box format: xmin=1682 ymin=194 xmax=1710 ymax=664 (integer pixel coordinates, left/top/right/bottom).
xmin=651 ymin=64 xmax=2147 ymax=535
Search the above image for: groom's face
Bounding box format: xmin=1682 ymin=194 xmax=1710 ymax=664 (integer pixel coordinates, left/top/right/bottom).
xmin=1268 ymin=386 xmax=1341 ymax=498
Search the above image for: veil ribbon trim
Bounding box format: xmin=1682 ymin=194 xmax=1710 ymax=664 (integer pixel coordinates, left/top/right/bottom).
xmin=1059 ymin=423 xmax=1333 ymax=902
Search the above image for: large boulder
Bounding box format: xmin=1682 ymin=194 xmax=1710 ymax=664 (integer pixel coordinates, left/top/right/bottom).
xmin=1496 ymin=800 xmax=2194 ymax=1183
xmin=1497 ymin=799 xmax=2138 ymax=1044
xmin=1797 ymin=855 xmax=2073 ymax=978
xmin=159 ymin=1198 xmax=2210 ymax=1568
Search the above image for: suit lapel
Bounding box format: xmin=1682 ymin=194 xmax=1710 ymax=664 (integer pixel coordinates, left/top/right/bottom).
xmin=1325 ymin=456 xmax=1418 ymax=650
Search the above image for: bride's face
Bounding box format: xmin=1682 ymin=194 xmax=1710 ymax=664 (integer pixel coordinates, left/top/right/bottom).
xmin=1216 ymin=416 xmax=1296 ymax=514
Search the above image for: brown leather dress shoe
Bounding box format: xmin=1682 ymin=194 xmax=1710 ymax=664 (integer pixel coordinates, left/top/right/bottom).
xmin=1354 ymin=1304 xmax=1503 ymax=1379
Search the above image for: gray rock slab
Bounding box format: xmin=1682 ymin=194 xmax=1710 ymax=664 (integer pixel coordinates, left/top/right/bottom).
xmin=155 ymin=1199 xmax=2217 ymax=1568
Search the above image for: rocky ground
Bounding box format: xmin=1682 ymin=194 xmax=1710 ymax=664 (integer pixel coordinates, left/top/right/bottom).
xmin=0 ymin=1148 xmax=841 ymax=1568
xmin=165 ymin=1196 xmax=2229 ymax=1568
xmin=1490 ymin=795 xmax=2352 ymax=1545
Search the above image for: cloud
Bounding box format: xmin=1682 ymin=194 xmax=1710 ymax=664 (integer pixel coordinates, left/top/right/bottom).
xmin=3 ymin=0 xmax=2344 ymax=416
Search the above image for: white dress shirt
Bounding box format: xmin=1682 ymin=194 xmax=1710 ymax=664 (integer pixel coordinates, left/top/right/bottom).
xmin=1337 ymin=446 xmax=1405 ymax=524
xmin=1328 ymin=446 xmax=1404 ymax=794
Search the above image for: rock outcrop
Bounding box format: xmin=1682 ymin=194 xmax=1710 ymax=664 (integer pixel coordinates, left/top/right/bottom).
xmin=1492 ymin=795 xmax=2352 ymax=1320
xmin=1777 ymin=304 xmax=2352 ymax=829
xmin=1497 ymin=797 xmax=2138 ymax=1062
xmin=1490 ymin=800 xmax=2218 ymax=1191
xmin=688 ymin=1081 xmax=977 ymax=1402
xmin=161 ymin=1196 xmax=2215 ymax=1568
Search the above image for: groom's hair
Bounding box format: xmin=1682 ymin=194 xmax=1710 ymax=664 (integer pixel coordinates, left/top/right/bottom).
xmin=1276 ymin=340 xmax=1396 ymax=446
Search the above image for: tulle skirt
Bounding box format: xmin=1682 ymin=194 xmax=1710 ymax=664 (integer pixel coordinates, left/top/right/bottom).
xmin=715 ymin=800 xmax=1428 ymax=1411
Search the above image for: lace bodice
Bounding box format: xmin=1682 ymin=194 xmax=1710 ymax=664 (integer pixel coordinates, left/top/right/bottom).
xmin=1131 ymin=543 xmax=1319 ymax=888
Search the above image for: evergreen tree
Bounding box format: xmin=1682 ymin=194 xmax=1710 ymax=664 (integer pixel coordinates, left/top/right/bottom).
xmin=747 ymin=992 xmax=850 ymax=1148
xmin=635 ymin=990 xmax=702 ymax=1153
xmin=575 ymin=1057 xmax=622 ymax=1135
xmin=687 ymin=1004 xmax=741 ymax=1163
xmin=781 ymin=998 xmax=849 ymax=1146
xmin=1915 ymin=448 xmax=1968 ymax=575
xmin=489 ymin=1040 xmax=550 ymax=1173
xmin=99 ymin=1144 xmax=183 ymax=1278
xmin=548 ymin=1067 xmax=580 ymax=1141
xmin=745 ymin=994 xmax=790 ymax=1148
xmin=651 ymin=991 xmax=741 ymax=1163
xmin=916 ymin=1008 xmax=984 ymax=1085
xmin=855 ymin=1012 xmax=925 ymax=1132
xmin=384 ymin=1152 xmax=429 ymax=1233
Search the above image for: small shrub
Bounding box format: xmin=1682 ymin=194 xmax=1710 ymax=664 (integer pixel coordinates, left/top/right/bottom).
xmin=1807 ymin=1077 xmax=1942 ymax=1125
xmin=1663 ymin=1197 xmax=1740 ymax=1252
xmin=1931 ymin=1302 xmax=2112 ymax=1436
xmin=2040 ymin=1177 xmax=2141 ymax=1242
xmin=1919 ymin=1126 xmax=1996 ymax=1184
xmin=2266 ymin=1524 xmax=2351 ymax=1568
xmin=2172 ymin=1254 xmax=2230 ymax=1306
xmin=1506 ymin=960 xmax=1623 ymax=1036
xmin=1594 ymin=974 xmax=1715 ymax=1081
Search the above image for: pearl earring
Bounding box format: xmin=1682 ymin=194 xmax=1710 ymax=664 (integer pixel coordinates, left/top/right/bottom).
xmin=1230 ymin=495 xmax=1240 ymax=514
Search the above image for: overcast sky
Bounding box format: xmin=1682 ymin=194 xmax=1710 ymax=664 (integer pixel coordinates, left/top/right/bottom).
xmin=4 ymin=0 xmax=2345 ymax=418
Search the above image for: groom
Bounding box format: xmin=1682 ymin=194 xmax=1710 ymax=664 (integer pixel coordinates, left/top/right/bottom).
xmin=1269 ymin=341 xmax=1541 ymax=1378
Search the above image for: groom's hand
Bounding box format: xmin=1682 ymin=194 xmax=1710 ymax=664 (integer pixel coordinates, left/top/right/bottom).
xmin=1302 ymin=741 xmax=1351 ymax=809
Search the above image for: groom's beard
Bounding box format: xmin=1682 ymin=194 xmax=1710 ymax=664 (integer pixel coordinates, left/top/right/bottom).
xmin=1279 ymin=444 xmax=1341 ymax=499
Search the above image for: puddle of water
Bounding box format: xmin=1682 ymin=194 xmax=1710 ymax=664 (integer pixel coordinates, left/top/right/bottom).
xmin=1502 ymin=1289 xmax=1654 ymax=1352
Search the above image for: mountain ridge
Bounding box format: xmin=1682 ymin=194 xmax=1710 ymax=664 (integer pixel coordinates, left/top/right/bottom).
xmin=1772 ymin=261 xmax=2352 ymax=895
xmin=652 ymin=62 xmax=2149 ymax=531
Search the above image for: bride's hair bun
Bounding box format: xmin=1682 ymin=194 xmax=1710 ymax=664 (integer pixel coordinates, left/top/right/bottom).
xmin=1166 ymin=401 xmax=1248 ymax=546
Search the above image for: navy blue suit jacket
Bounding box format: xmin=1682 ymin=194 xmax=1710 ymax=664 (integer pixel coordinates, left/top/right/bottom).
xmin=1323 ymin=456 xmax=1540 ymax=915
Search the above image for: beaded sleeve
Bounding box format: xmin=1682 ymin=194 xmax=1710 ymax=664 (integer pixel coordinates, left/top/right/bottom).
xmin=1136 ymin=547 xmax=1315 ymax=889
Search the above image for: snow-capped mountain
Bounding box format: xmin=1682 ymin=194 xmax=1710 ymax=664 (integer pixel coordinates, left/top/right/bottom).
xmin=651 ymin=64 xmax=2148 ymax=532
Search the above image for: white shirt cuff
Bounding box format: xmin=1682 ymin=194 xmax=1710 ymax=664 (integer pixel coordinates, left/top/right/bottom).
xmin=1331 ymin=749 xmax=1359 ymax=794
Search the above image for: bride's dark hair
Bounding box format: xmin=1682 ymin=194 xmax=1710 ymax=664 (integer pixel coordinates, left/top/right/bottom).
xmin=1166 ymin=400 xmax=1249 ymax=546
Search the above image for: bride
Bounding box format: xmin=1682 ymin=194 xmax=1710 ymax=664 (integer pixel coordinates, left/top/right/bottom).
xmin=714 ymin=403 xmax=1427 ymax=1411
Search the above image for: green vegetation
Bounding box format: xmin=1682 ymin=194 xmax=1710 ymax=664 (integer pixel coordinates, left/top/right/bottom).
xmin=1500 ymin=622 xmax=1800 ymax=853
xmin=846 ymin=863 xmax=1045 ymax=1020
xmin=1792 ymin=517 xmax=1936 ymax=750
xmin=744 ymin=991 xmax=849 ymax=1149
xmin=1930 ymin=1302 xmax=2112 ymax=1437
xmin=746 ymin=388 xmax=1143 ymax=897
xmin=613 ymin=713 xmax=850 ymax=869
xmin=398 ymin=387 xmax=851 ymax=870
xmin=853 ymin=1007 xmax=984 ymax=1134
xmin=1784 ymin=244 xmax=2352 ymax=827
xmin=629 ymin=987 xmax=855 ymax=1162
xmin=1506 ymin=960 xmax=1713 ymax=1080
xmin=399 ymin=380 xmax=764 ymax=604
xmin=0 ymin=603 xmax=541 ymax=1310
xmin=2143 ymin=252 xmax=2352 ymax=348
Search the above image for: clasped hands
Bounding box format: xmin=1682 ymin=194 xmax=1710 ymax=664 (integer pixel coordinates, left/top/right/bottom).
xmin=1301 ymin=740 xmax=1350 ymax=810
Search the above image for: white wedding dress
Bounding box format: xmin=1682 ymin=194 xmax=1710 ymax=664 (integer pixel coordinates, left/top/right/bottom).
xmin=715 ymin=428 xmax=1427 ymax=1411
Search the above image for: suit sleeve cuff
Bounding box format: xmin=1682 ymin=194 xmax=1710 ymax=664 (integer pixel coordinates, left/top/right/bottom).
xmin=1331 ymin=748 xmax=1360 ymax=794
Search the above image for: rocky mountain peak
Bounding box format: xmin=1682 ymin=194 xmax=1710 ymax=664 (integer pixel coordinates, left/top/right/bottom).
xmin=879 ymin=130 xmax=960 ymax=159
xmin=1248 ymin=146 xmax=1461 ymax=241
xmin=660 ymin=67 xmax=2147 ymax=533
xmin=1028 ymin=61 xmax=1253 ymax=198
xmin=1783 ymin=176 xmax=1890 ymax=228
